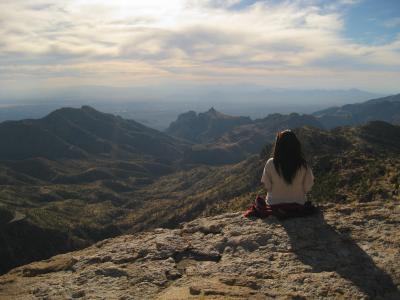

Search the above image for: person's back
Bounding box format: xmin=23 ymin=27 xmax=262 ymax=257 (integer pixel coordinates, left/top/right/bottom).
xmin=262 ymin=157 xmax=313 ymax=205
xmin=261 ymin=130 xmax=314 ymax=205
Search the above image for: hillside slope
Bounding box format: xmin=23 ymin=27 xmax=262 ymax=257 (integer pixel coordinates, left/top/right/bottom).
xmin=0 ymin=106 xmax=189 ymax=274
xmin=1 ymin=120 xmax=399 ymax=274
xmin=0 ymin=105 xmax=187 ymax=161
xmin=313 ymin=93 xmax=400 ymax=129
xmin=1 ymin=201 xmax=399 ymax=299
xmin=166 ymin=108 xmax=252 ymax=143
xmin=118 ymin=121 xmax=400 ymax=233
xmin=183 ymin=112 xmax=323 ymax=165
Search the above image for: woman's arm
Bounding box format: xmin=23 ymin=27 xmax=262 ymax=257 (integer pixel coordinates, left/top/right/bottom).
xmin=261 ymin=161 xmax=272 ymax=191
xmin=303 ymin=166 xmax=314 ymax=193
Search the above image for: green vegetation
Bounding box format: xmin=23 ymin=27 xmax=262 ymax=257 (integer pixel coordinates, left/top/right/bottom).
xmin=177 ymin=114 xmax=323 ymax=166
xmin=1 ymin=106 xmax=399 ymax=274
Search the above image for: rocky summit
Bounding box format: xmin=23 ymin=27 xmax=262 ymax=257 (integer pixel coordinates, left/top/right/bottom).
xmin=0 ymin=200 xmax=399 ymax=300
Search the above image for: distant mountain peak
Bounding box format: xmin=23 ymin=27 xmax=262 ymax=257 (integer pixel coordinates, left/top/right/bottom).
xmin=80 ymin=105 xmax=96 ymax=112
xmin=44 ymin=106 xmax=98 ymax=120
xmin=202 ymin=107 xmax=226 ymax=118
xmin=166 ymin=109 xmax=252 ymax=143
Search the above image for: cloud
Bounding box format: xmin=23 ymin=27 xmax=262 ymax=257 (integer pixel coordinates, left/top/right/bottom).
xmin=0 ymin=0 xmax=399 ymax=93
xmin=384 ymin=17 xmax=400 ymax=28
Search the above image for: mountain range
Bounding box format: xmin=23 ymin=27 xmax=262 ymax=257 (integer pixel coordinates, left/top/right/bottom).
xmin=168 ymin=93 xmax=400 ymax=143
xmin=181 ymin=112 xmax=323 ymax=165
xmin=0 ymin=105 xmax=187 ymax=161
xmin=313 ymin=93 xmax=400 ymax=128
xmin=0 ymin=87 xmax=383 ymax=130
xmin=0 ymin=93 xmax=399 ymax=276
xmin=166 ymin=108 xmax=252 ymax=143
xmin=168 ymin=93 xmax=400 ymax=165
xmin=0 ymin=106 xmax=189 ymax=273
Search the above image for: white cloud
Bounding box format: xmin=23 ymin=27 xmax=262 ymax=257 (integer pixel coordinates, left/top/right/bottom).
xmin=0 ymin=0 xmax=399 ymax=92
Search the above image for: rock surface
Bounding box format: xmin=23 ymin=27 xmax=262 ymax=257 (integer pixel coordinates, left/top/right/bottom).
xmin=0 ymin=201 xmax=399 ymax=299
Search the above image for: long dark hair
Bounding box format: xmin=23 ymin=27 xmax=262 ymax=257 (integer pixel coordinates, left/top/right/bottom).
xmin=272 ymin=130 xmax=307 ymax=184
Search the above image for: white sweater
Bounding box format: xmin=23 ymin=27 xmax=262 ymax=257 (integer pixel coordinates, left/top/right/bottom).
xmin=261 ymin=158 xmax=314 ymax=205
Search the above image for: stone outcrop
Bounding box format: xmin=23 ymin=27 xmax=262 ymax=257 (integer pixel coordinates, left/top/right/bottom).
xmin=0 ymin=200 xmax=399 ymax=299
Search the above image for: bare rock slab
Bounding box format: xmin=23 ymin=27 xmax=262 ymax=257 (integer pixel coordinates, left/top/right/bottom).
xmin=0 ymin=201 xmax=399 ymax=299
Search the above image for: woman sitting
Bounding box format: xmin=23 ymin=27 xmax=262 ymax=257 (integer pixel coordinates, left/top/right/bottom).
xmin=244 ymin=130 xmax=315 ymax=219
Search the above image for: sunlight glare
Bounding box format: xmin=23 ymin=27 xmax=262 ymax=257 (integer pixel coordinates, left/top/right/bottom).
xmin=71 ymin=0 xmax=186 ymax=27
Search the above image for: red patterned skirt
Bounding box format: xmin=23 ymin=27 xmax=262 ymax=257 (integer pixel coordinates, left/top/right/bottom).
xmin=243 ymin=195 xmax=317 ymax=219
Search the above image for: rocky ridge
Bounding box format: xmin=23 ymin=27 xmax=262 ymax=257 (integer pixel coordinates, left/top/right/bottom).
xmin=0 ymin=200 xmax=399 ymax=299
xmin=313 ymin=93 xmax=400 ymax=129
xmin=166 ymin=108 xmax=252 ymax=144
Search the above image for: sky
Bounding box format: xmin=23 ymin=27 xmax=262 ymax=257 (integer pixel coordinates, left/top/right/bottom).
xmin=0 ymin=0 xmax=399 ymax=97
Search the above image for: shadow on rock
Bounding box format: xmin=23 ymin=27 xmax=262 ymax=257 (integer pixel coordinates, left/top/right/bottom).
xmin=279 ymin=211 xmax=399 ymax=299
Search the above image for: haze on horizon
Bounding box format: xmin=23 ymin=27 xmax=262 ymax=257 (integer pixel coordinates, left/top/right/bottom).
xmin=0 ymin=0 xmax=399 ymax=101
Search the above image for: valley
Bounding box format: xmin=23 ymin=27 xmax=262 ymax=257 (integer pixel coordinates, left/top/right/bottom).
xmin=0 ymin=94 xmax=399 ymax=274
